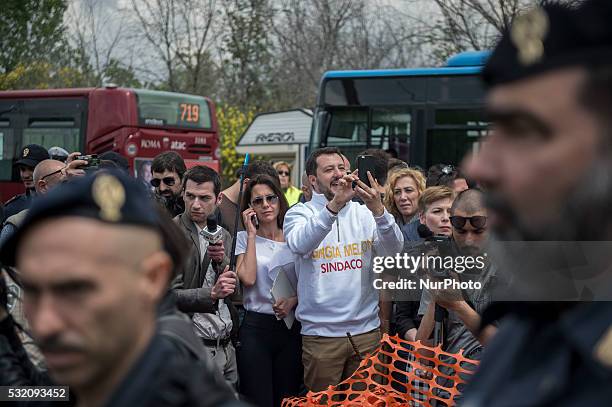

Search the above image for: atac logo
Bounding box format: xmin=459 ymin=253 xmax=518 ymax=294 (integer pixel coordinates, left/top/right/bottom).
xmin=171 ymin=141 xmax=187 ymax=150
xmin=255 ymin=132 xmax=295 ymax=143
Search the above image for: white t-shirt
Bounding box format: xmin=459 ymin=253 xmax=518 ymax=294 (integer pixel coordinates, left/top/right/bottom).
xmin=235 ymin=231 xmax=288 ymax=315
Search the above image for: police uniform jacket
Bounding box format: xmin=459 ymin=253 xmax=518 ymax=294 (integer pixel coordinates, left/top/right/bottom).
xmin=2 ymin=192 xmax=33 ymax=223
xmin=461 ymin=302 xmax=612 ymax=407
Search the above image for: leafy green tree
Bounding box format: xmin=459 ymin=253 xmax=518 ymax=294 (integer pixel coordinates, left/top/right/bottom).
xmin=103 ymin=59 xmax=142 ymax=88
xmin=0 ymin=0 xmax=69 ymax=73
xmin=219 ymin=0 xmax=275 ymax=110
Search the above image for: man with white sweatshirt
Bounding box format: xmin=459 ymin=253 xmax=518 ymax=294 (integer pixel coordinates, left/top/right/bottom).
xmin=284 ymin=147 xmax=403 ymax=391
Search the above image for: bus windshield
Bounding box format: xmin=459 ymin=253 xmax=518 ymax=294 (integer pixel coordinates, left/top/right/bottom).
xmin=135 ymin=90 xmax=212 ymax=129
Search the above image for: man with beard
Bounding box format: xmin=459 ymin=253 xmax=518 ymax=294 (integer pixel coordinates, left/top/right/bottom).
xmin=284 ymin=147 xmax=403 ymax=391
xmin=151 ymin=152 xmax=186 ymax=217
xmin=415 ymin=189 xmax=497 ymax=360
xmin=3 ymin=144 xmax=50 ymax=222
xmin=0 ymin=171 xmax=240 ymax=406
xmin=459 ymin=1 xmax=612 ymax=405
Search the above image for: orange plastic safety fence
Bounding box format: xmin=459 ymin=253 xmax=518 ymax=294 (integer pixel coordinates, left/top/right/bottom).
xmin=282 ymin=334 xmax=479 ymax=407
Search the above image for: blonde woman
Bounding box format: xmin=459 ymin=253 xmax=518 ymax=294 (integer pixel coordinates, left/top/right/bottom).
xmin=273 ymin=161 xmax=302 ymax=207
xmin=391 ymin=185 xmax=454 ymax=342
xmin=384 ymin=167 xmax=427 ymax=241
xmin=417 ymin=186 xmax=455 ymax=237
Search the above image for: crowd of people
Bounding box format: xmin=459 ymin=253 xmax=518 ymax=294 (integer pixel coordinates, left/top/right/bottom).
xmin=1 ymin=0 xmax=612 ymax=406
xmin=0 ymin=138 xmax=497 ymax=406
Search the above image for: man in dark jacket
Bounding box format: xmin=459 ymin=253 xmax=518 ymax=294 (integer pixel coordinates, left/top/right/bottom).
xmin=461 ymin=1 xmax=612 ymax=405
xmin=172 ymin=165 xmax=240 ymax=390
xmin=2 ymin=144 xmax=49 ymax=223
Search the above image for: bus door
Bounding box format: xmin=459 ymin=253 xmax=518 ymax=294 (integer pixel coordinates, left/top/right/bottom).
xmin=370 ymin=106 xmax=412 ymax=161
xmin=425 ymin=107 xmax=488 ymax=168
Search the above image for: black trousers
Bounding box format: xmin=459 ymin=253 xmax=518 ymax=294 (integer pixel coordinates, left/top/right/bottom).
xmin=237 ymin=311 xmax=303 ymax=407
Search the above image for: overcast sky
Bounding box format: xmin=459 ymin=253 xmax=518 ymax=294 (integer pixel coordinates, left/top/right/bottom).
xmin=66 ymin=0 xmax=442 ymax=83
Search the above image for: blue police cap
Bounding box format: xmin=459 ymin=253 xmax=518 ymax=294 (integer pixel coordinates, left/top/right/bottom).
xmin=15 ymin=144 xmax=50 ymax=168
xmin=483 ymin=0 xmax=612 ymax=87
xmin=0 ymin=170 xmax=161 ymax=266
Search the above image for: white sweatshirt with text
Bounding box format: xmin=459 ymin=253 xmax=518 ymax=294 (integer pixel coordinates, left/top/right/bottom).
xmin=284 ymin=192 xmax=403 ymax=337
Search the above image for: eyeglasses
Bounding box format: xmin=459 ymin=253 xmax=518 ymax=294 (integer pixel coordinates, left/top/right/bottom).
xmin=450 ymin=215 xmax=487 ymax=230
xmin=41 ymin=168 xmax=64 ymax=181
xmin=150 ymin=177 xmax=176 ymax=188
xmin=277 ymin=171 xmax=290 ymax=177
xmin=251 ymin=194 xmax=279 ymax=207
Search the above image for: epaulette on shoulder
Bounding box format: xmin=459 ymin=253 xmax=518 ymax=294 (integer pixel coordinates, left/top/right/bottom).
xmin=3 ymin=194 xmax=23 ymax=206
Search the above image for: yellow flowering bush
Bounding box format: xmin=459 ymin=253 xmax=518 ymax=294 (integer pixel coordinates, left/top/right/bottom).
xmin=0 ymin=62 xmax=90 ymax=90
xmin=217 ymin=105 xmax=255 ymax=187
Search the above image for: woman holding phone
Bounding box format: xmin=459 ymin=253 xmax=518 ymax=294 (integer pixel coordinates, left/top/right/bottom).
xmin=235 ymin=174 xmax=302 ymax=407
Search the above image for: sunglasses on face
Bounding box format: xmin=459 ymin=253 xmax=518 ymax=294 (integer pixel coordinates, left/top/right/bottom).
xmin=150 ymin=177 xmax=176 ymax=188
xmin=251 ymin=194 xmax=278 ymax=207
xmin=277 ymin=171 xmax=290 ymax=177
xmin=450 ymin=215 xmax=487 ymax=230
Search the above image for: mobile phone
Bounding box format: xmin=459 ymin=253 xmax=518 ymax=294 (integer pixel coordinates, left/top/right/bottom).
xmin=76 ymin=154 xmax=100 ymax=171
xmin=248 ymin=205 xmax=259 ymax=229
xmin=357 ymin=154 xmax=377 ymax=188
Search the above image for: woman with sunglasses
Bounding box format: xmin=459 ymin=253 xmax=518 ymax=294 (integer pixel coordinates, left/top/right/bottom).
xmin=384 ymin=168 xmax=427 ymax=242
xmin=235 ymin=174 xmax=302 ymax=407
xmin=273 ymin=161 xmax=302 ymax=207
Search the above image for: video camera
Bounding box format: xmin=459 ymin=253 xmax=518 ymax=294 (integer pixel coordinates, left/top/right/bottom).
xmin=407 ymin=224 xmax=480 ymax=278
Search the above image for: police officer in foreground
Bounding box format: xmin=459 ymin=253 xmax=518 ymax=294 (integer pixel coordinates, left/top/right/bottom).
xmin=0 ymin=172 xmax=244 ymax=407
xmin=3 ymin=144 xmax=50 ymax=222
xmin=461 ymin=0 xmax=612 ymax=406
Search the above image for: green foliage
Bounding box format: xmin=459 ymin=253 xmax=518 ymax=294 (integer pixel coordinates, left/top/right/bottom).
xmin=217 ymin=105 xmax=255 ymax=187
xmin=0 ymin=62 xmax=92 ymax=90
xmin=0 ymin=0 xmax=69 ymax=73
xmin=103 ymin=59 xmax=142 ymax=88
xmin=220 ymin=0 xmax=274 ymax=110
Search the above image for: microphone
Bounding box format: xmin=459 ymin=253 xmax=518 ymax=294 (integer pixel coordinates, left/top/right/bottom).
xmin=417 ymin=223 xmax=433 ymax=239
xmin=201 ymin=214 xmax=223 ymax=274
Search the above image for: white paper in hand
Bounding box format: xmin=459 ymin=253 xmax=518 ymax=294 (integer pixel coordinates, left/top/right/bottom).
xmin=270 ymin=267 xmax=297 ymax=329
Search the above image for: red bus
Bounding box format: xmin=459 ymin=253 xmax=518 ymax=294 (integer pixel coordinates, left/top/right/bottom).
xmin=0 ymin=86 xmax=220 ymax=201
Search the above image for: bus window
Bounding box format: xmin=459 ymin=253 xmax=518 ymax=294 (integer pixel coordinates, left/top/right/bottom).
xmin=24 ymin=120 xmax=80 ymax=154
xmin=326 ymin=108 xmax=368 ymax=146
xmin=0 ymin=122 xmax=13 ymax=181
xmin=371 ymin=107 xmax=411 ymax=151
xmin=323 ymin=77 xmax=426 ymax=106
xmin=427 ymin=76 xmax=484 ymax=103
